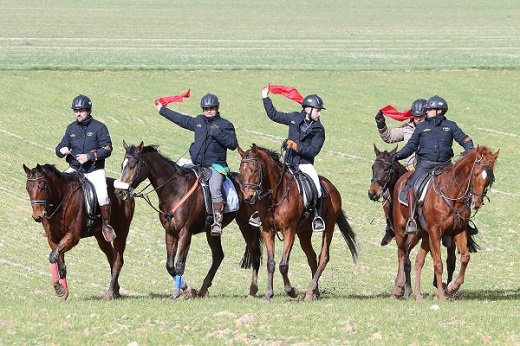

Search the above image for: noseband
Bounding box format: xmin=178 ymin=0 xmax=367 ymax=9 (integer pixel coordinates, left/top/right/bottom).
xmin=470 ymin=157 xmax=495 ymax=201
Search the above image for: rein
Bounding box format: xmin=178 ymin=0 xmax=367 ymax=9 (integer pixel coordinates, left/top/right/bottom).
xmin=26 ymin=175 xmax=81 ymax=220
xmin=432 ymin=154 xmax=494 ymax=220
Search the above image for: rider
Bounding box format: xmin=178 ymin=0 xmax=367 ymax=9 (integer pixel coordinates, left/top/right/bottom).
xmin=392 ymin=95 xmax=474 ymax=234
xmin=155 ymin=93 xmax=238 ymax=236
xmin=258 ymin=84 xmax=326 ymax=232
xmin=55 ymin=94 xmax=116 ymax=242
xmin=375 ymin=98 xmax=427 ymax=245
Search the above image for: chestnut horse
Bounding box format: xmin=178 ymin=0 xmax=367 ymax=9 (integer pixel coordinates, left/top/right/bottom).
xmin=238 ymin=144 xmax=358 ymax=301
xmin=392 ymin=145 xmax=498 ymax=300
xmin=115 ymin=141 xmax=262 ymax=299
xmin=23 ymin=163 xmax=135 ymax=300
xmin=368 ymin=144 xmax=480 ymax=298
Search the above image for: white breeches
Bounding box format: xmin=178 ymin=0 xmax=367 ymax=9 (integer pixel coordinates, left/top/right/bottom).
xmin=298 ymin=164 xmax=322 ymax=197
xmin=65 ymin=167 xmax=110 ymax=206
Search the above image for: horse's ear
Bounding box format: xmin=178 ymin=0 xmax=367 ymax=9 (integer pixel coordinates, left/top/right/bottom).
xmin=36 ymin=163 xmax=42 ymax=170
xmin=23 ymin=164 xmax=31 ymax=175
xmin=493 ymin=148 xmax=500 ymax=160
xmin=373 ymin=144 xmax=380 ymax=156
xmin=390 ymin=145 xmax=398 ymax=155
xmin=136 ymin=141 xmax=144 ymax=153
xmin=123 ymin=140 xmax=129 ymax=151
xmin=237 ymin=144 xmax=245 ymax=158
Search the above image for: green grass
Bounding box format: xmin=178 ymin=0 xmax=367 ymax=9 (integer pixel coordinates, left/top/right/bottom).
xmin=1 ymin=0 xmax=519 ymax=344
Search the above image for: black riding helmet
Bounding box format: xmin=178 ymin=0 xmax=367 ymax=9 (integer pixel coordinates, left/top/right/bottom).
xmin=302 ymin=94 xmax=326 ymax=110
xmin=71 ymin=94 xmax=92 ymax=110
xmin=411 ymin=98 xmax=427 ymax=117
xmin=200 ymin=93 xmax=220 ymax=108
xmin=425 ymin=95 xmax=448 ymax=115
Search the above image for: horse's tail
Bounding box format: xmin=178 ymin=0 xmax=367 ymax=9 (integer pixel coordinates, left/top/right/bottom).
xmin=467 ymin=232 xmax=480 ymax=253
xmin=240 ymin=227 xmax=263 ymax=269
xmin=336 ymin=209 xmax=359 ymax=263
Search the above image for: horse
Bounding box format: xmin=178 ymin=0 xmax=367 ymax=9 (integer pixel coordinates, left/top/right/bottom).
xmin=392 ymin=145 xmax=499 ymax=300
xmin=23 ymin=163 xmax=135 ymax=301
xmin=368 ymin=144 xmax=480 ymax=298
xmin=114 ymin=141 xmax=262 ymax=299
xmin=238 ymin=144 xmax=359 ymax=301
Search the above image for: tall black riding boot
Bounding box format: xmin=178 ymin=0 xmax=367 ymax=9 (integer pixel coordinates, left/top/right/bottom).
xmin=211 ymin=201 xmax=225 ymax=236
xmin=405 ymin=189 xmax=418 ymax=234
xmin=99 ymin=203 xmax=116 ymax=242
xmin=312 ymin=198 xmax=325 ymax=232
xmin=380 ymin=199 xmax=394 ymax=246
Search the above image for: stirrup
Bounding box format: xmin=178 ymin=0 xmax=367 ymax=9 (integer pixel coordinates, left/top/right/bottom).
xmin=210 ymin=223 xmax=222 ymax=237
xmin=102 ymin=224 xmax=116 ymax=242
xmin=312 ymin=216 xmax=325 ymax=232
xmin=405 ymin=219 xmax=417 ymax=234
xmin=248 ymin=211 xmax=262 ymax=227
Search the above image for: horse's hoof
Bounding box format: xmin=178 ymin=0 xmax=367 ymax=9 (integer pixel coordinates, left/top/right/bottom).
xmin=304 ymin=293 xmax=317 ymax=301
xmin=414 ymin=294 xmax=424 ymax=301
xmin=447 ymin=282 xmax=459 ymax=295
xmin=286 ymin=287 xmax=298 ymax=299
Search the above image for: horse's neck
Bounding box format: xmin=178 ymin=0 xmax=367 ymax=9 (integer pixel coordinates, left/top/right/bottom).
xmin=262 ymin=156 xmax=291 ymax=199
xmin=390 ymin=164 xmax=407 ymax=191
xmin=145 ymin=152 xmax=191 ymax=189
xmin=438 ymin=157 xmax=473 ymax=197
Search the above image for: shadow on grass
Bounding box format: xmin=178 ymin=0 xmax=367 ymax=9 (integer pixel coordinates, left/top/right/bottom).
xmin=79 ymin=287 xmax=519 ymax=302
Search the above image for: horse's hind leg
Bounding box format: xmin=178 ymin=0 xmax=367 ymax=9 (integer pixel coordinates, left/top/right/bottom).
xmin=279 ymin=230 xmax=298 ymax=299
xmin=197 ymin=232 xmax=224 ymax=298
xmin=303 ymin=228 xmax=330 ymax=301
xmin=238 ymin=224 xmax=262 ymax=298
xmin=95 ymin=233 xmax=120 ymax=300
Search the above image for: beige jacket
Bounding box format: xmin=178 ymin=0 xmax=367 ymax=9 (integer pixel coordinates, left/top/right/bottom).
xmin=378 ymin=121 xmax=417 ymax=170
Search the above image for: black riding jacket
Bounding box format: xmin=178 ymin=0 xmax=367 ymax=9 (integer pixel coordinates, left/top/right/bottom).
xmin=55 ymin=116 xmax=113 ymax=173
xmin=263 ymin=97 xmax=325 ymax=166
xmin=159 ymin=107 xmax=237 ymax=167
xmin=395 ymin=114 xmax=473 ymax=163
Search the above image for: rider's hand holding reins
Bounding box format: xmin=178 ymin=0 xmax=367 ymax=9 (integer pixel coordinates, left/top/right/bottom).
xmin=286 ymin=139 xmax=298 ymax=151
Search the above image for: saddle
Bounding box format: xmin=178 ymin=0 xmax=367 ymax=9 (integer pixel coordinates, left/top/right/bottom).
xmin=73 ymin=175 xmax=100 ymax=238
xmin=288 ymin=167 xmax=328 ymax=211
xmin=397 ymin=163 xmax=451 ymax=206
xmin=193 ymin=167 xmax=240 ymax=217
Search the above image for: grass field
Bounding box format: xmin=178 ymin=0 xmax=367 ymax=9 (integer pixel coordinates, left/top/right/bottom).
xmin=1 ymin=1 xmax=519 ymax=345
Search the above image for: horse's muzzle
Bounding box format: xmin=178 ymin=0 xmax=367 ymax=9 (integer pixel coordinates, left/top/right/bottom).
xmin=32 ymin=215 xmax=43 ymax=223
xmin=368 ymin=188 xmax=382 ymax=202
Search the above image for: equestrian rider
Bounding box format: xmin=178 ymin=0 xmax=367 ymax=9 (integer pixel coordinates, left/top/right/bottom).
xmin=155 ymin=93 xmax=238 ymax=236
xmin=393 ymin=95 xmax=474 ymax=234
xmin=258 ymin=85 xmax=327 ymax=232
xmin=55 ymin=94 xmax=116 ymax=242
xmin=375 ymin=98 xmax=427 ymax=245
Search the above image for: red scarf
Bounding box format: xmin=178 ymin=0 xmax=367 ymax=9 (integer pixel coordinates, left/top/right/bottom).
xmin=155 ymin=89 xmax=191 ymax=106
xmin=268 ymin=84 xmax=304 ymax=104
xmin=380 ymin=104 xmax=412 ymax=121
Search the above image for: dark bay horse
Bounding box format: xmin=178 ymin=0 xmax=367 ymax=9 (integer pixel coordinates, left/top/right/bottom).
xmin=392 ymin=145 xmax=499 ymax=300
xmin=238 ymin=144 xmax=358 ymax=301
xmin=115 ymin=141 xmax=262 ymax=299
xmin=23 ymin=163 xmax=135 ymax=300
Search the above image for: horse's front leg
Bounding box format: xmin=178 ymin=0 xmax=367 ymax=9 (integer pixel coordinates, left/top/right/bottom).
xmin=392 ymin=243 xmax=406 ymax=298
xmin=47 ymin=236 xmax=72 ymax=300
xmin=428 ymin=231 xmax=446 ymax=301
xmin=279 ymin=228 xmax=298 ymax=299
xmin=414 ymin=238 xmax=430 ymax=301
xmin=197 ymin=231 xmax=224 ymax=298
xmin=262 ymin=228 xmax=276 ymax=301
xmin=404 ymin=234 xmax=420 ymax=299
xmin=447 ymin=231 xmax=470 ymax=296
xmin=164 ymin=230 xmax=181 ymax=299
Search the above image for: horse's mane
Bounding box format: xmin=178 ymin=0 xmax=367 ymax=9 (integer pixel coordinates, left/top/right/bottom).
xmin=136 ymin=144 xmax=192 ymax=174
xmin=40 ymin=164 xmax=78 ymax=181
xmin=453 ymin=145 xmax=493 ymax=166
xmin=252 ymin=145 xmax=282 ymax=164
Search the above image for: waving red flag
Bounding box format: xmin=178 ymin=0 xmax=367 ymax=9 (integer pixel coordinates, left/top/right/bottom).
xmin=268 ymin=84 xmax=304 ymax=104
xmin=155 ymin=89 xmax=191 ymax=106
xmin=380 ymin=104 xmax=412 ymax=121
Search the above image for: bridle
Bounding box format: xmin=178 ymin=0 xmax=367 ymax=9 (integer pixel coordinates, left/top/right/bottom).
xmin=26 ymin=175 xmax=63 ymax=220
xmin=240 ymin=156 xmax=265 ymax=200
xmin=371 ymin=157 xmax=395 ymax=193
